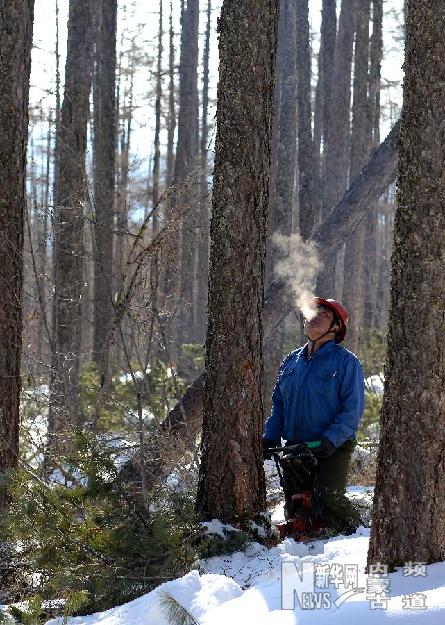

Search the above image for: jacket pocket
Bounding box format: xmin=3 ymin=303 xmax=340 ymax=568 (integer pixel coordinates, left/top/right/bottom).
xmin=314 ymin=372 xmax=338 ymax=398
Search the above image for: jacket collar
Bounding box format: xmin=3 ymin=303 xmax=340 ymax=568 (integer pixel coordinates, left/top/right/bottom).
xmin=302 ymin=339 xmax=336 ymax=361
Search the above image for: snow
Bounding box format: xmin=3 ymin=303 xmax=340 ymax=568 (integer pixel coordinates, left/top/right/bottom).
xmin=365 ymin=374 xmax=385 ymax=394
xmin=41 ymin=528 xmax=445 ymax=625
xmin=43 ymin=572 xmax=242 ymax=625
xmin=17 ymin=377 xmax=445 ymax=625
xmin=117 ymin=368 xmax=151 ymax=384
xmin=200 ymin=519 xmax=241 ymax=538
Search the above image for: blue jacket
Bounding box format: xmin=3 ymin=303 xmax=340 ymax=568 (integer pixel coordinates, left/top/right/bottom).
xmin=263 ymin=340 xmax=365 ymax=448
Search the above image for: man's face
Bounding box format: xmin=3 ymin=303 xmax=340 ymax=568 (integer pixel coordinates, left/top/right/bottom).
xmin=303 ymin=305 xmax=336 ymax=341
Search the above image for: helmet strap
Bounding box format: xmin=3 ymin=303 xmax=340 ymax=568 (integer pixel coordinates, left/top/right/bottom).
xmin=306 ymin=318 xmax=338 ymax=357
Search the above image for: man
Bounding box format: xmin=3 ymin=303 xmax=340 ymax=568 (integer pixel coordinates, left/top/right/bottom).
xmin=263 ymin=297 xmax=365 ymax=536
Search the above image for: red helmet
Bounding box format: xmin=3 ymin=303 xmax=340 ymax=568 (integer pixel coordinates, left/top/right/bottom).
xmin=314 ymin=297 xmax=349 ymax=343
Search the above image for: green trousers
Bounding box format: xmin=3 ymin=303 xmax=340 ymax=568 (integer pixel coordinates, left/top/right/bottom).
xmin=282 ymin=439 xmax=362 ymax=534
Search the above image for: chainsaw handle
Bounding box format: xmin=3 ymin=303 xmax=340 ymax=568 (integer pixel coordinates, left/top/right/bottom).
xmin=269 ymin=440 xmax=322 ymax=454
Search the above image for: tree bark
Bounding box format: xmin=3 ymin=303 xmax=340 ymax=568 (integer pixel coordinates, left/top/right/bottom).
xmin=160 ymin=0 xmax=177 ymax=338
xmin=114 ymin=61 xmax=134 ymax=327
xmin=363 ymin=0 xmax=383 ymax=330
xmin=151 ymin=0 xmax=163 ymax=239
xmin=296 ymin=0 xmax=314 ymax=240
xmin=318 ymin=0 xmax=355 ymax=297
xmin=342 ymin=0 xmax=371 ymax=352
xmin=175 ymin=0 xmax=200 ymax=348
xmin=0 ymin=0 xmax=34 ymax=507
xmin=122 ymin=121 xmax=400 ymax=490
xmin=194 ymin=0 xmax=212 ymax=345
xmin=313 ymin=0 xmax=337 ymax=222
xmin=367 ymin=0 xmax=445 ymax=569
xmin=263 ymin=0 xmax=297 ymax=418
xmin=320 ymin=0 xmax=337 ymax=196
xmin=92 ymin=0 xmax=117 ymax=382
xmin=195 ymin=0 xmax=279 ymax=522
xmin=166 ymin=0 xmax=176 ymax=191
xmin=50 ymin=0 xmax=93 ymax=440
xmin=310 ymin=120 xmax=397 ymax=254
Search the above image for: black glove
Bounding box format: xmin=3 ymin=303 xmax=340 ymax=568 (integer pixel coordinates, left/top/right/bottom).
xmin=311 ymin=436 xmax=336 ymax=460
xmin=263 ymin=438 xmax=279 ymax=460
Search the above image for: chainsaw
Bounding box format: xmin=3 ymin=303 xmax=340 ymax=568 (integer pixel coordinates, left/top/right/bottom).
xmin=269 ymin=442 xmax=326 ymax=541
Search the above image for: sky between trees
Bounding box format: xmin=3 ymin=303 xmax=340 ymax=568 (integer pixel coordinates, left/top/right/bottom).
xmin=29 ymin=0 xmax=404 ymax=190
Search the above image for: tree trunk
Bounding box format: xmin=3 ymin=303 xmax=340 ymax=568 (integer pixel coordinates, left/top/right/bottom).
xmin=151 ymin=0 xmax=163 ymax=238
xmin=363 ymin=0 xmax=383 ymax=330
xmin=194 ymin=0 xmax=211 ymax=345
xmin=92 ymin=0 xmax=117 ymax=382
xmin=296 ymin=0 xmax=314 ymax=240
xmin=263 ymin=0 xmax=297 ymax=418
xmin=313 ymin=0 xmax=337 ymax=222
xmin=166 ymin=0 xmax=176 ymax=191
xmin=342 ymin=0 xmax=371 ymax=352
xmin=367 ymin=0 xmax=445 ymax=569
xmin=122 ymin=121 xmax=399 ymax=490
xmin=148 ymin=0 xmax=164 ymax=366
xmin=50 ymin=0 xmax=93 ymax=441
xmin=313 ymin=121 xmax=399 ymax=261
xmin=160 ymin=0 xmax=177 ymax=342
xmin=375 ymin=196 xmax=393 ymax=332
xmin=175 ymin=0 xmax=200 ymax=348
xmin=0 ymin=0 xmax=34 ymax=507
xmin=196 ymin=0 xmax=279 ymax=522
xmin=318 ymin=0 xmax=355 ymax=297
xmin=320 ymin=0 xmax=337 ymax=202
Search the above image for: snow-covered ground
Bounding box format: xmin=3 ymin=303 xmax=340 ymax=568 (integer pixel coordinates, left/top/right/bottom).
xmin=40 ymin=525 xmax=445 ymax=625
xmin=5 ymin=455 xmax=443 ymax=624
xmin=14 ymin=372 xmax=444 ymax=625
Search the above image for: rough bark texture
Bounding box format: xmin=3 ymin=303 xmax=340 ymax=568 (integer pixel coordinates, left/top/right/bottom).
xmin=367 ymin=0 xmax=445 ymax=569
xmin=296 ymin=0 xmax=314 ymax=240
xmin=50 ymin=0 xmax=93 ymax=436
xmin=0 ymin=0 xmax=34 ymax=506
xmin=121 ymin=121 xmax=400 ymax=489
xmin=195 ymin=0 xmax=279 ymax=522
xmin=342 ymin=0 xmax=371 ymax=353
xmin=92 ymin=0 xmax=117 ymax=381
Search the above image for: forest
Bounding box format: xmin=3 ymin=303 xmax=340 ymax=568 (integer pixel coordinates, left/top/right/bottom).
xmin=0 ymin=0 xmax=444 ymax=623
